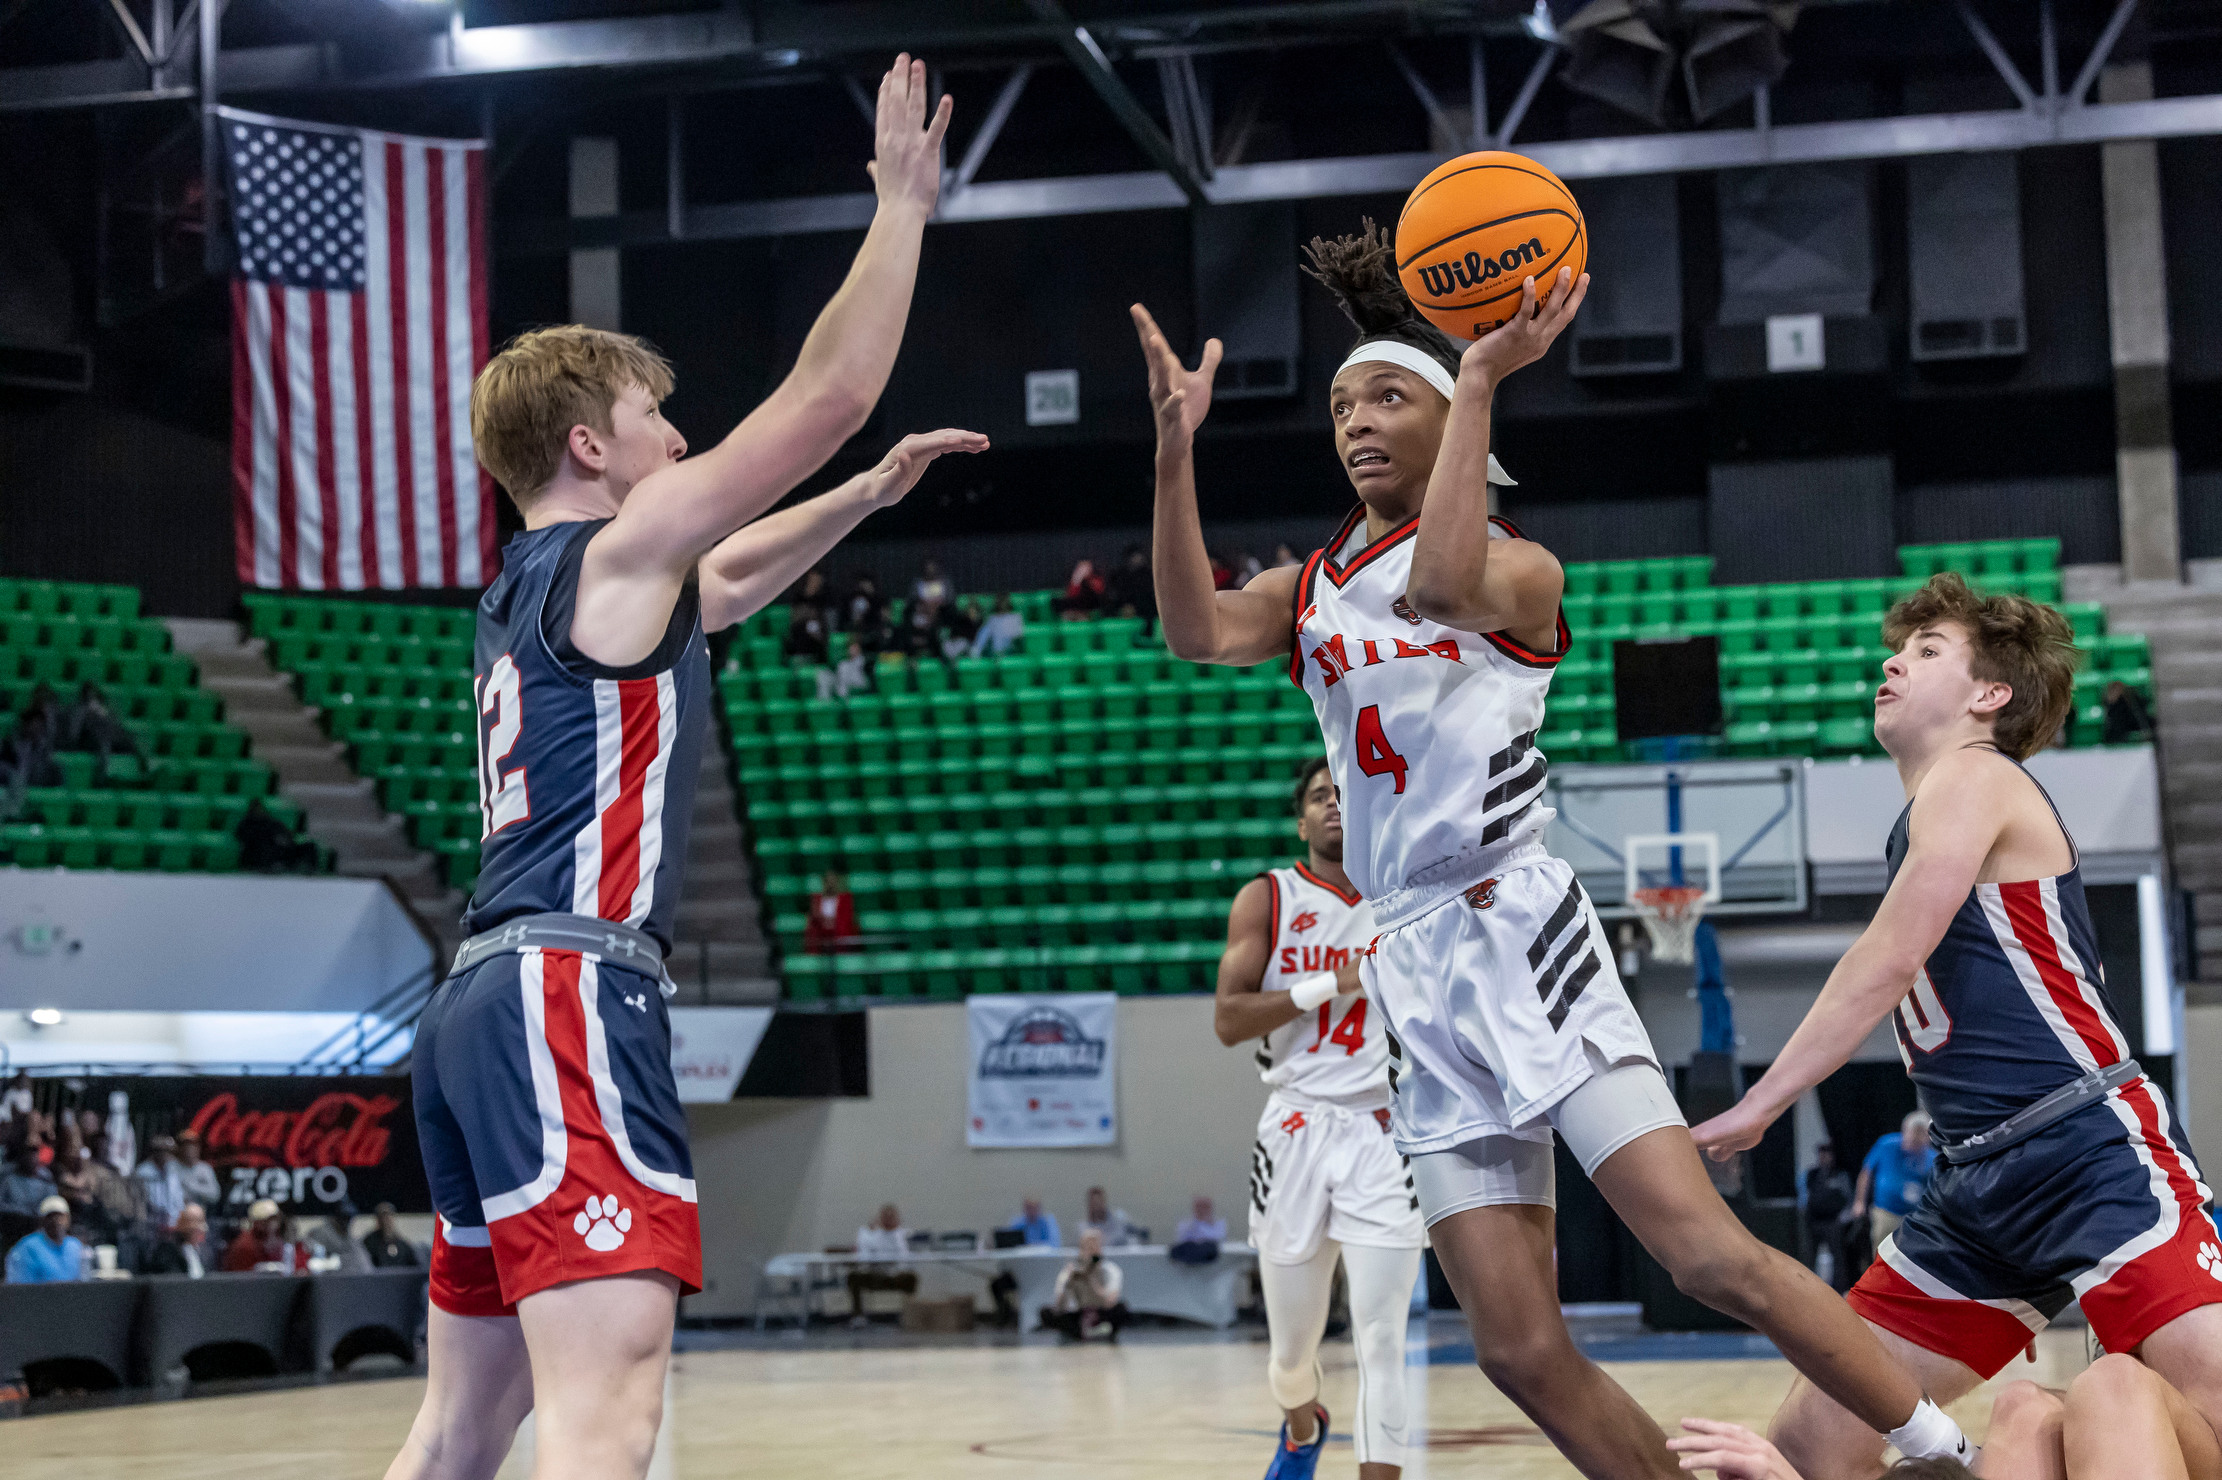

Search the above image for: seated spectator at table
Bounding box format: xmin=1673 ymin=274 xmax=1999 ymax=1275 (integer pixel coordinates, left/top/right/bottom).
xmin=1105 ymin=545 xmax=1156 ymax=625
xmin=942 ymin=599 xmax=983 ymax=662
xmin=847 ymin=1203 xmax=919 ymax=1326
xmin=1169 ymin=1195 xmax=1226 ymax=1265
xmin=6 ymin=1196 xmax=87 ymax=1283
xmin=1081 ymin=1185 xmax=1141 ymax=1248
xmin=912 ymin=558 xmax=953 ymax=610
xmin=0 ymin=1068 xmax=31 ymax=1124
xmin=1055 ymin=560 xmax=1105 ymax=620
xmin=222 ymin=1198 xmax=305 ymax=1273
xmin=1005 ymin=1196 xmax=1061 ymax=1247
xmin=306 ymin=1206 xmax=372 ymax=1273
xmin=805 ymin=870 xmax=860 ymax=955
xmin=1041 ymin=1230 xmax=1130 ymax=1341
xmin=2102 ymin=679 xmax=2156 ymax=745
xmin=60 ymin=681 xmax=144 ymax=782
xmin=971 ymin=594 xmax=1025 ymax=657
xmin=174 ymin=1129 xmax=221 ymax=1210
xmin=0 ymin=1141 xmax=55 ymax=1217
xmin=135 ymin=1134 xmax=188 ymax=1233
xmin=237 ymin=798 xmax=320 ymax=874
xmin=363 ymin=1203 xmax=421 ymax=1268
xmin=146 ymin=1202 xmax=214 ymax=1278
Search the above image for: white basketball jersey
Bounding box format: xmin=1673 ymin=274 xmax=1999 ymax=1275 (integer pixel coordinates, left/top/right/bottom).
xmin=1290 ymin=510 xmax=1566 ymax=930
xmin=1254 ymin=864 xmax=1390 ymax=1109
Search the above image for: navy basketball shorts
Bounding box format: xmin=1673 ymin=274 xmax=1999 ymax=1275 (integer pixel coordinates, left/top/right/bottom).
xmin=413 ymin=946 xmax=701 ymax=1316
xmin=1848 ymin=1074 xmax=2219 ymax=1377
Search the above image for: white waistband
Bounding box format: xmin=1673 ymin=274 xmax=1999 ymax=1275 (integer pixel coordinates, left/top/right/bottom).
xmin=1268 ymin=1087 xmax=1391 ymax=1116
xmin=1367 ymin=840 xmax=1551 ymax=931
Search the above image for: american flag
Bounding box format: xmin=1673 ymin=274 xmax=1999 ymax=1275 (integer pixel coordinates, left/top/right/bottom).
xmin=222 ymin=108 xmax=497 ymax=590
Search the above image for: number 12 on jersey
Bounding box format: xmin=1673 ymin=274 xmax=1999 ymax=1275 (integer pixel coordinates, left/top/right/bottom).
xmin=1353 ymin=706 xmax=1409 ymax=794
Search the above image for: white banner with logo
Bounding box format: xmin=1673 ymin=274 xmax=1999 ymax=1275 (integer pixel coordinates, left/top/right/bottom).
xmin=667 ymin=1007 xmax=774 ymax=1103
xmin=967 ymin=993 xmax=1118 ymax=1148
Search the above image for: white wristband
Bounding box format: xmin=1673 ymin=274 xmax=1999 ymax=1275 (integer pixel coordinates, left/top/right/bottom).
xmin=1288 ymin=973 xmax=1340 ymax=1012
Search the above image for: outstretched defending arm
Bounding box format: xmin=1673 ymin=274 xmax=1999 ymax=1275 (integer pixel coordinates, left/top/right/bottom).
xmin=1131 ymin=303 xmax=1301 ymax=665
xmin=1403 ymin=268 xmax=1586 ymax=637
xmin=575 ymin=56 xmax=951 ymax=664
xmin=696 ymin=430 xmax=989 ymax=632
xmin=1690 ymin=750 xmax=2014 ymax=1159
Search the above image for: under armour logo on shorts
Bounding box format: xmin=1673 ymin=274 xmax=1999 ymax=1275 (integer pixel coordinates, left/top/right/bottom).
xmin=1465 ymin=878 xmax=1499 ymax=910
xmin=623 ymin=991 xmax=648 ymax=1013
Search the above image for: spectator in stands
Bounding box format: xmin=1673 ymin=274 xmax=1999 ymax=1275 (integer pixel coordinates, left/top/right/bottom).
xmin=363 ymin=1203 xmax=420 ymax=1268
xmin=1055 ymin=559 xmax=1105 ymax=620
xmin=1081 ymin=1185 xmax=1141 ymax=1247
xmin=0 ymin=1141 xmax=55 ymax=1217
xmin=847 ymin=1202 xmax=918 ymax=1326
xmin=2103 ymin=679 xmax=2156 ymax=745
xmin=1208 ymin=550 xmax=1236 ymax=590
xmin=840 ymin=570 xmax=885 ymax=634
xmin=146 ymin=1202 xmax=213 ymax=1278
xmin=1041 ymin=1229 xmax=1130 ymax=1341
xmin=1169 ymin=1195 xmax=1225 ymax=1266
xmin=943 ymin=599 xmax=983 ymax=661
xmin=0 ymin=689 xmax=63 ymax=814
xmin=1797 ymin=1142 xmax=1854 ymax=1290
xmin=831 ymin=637 xmax=875 ymax=699
xmin=222 ymin=1198 xmax=304 ymax=1273
xmin=797 ymin=566 xmax=830 ymax=607
xmin=135 ymin=1135 xmax=188 ymax=1233
xmin=49 ymin=1120 xmax=93 ymax=1221
xmin=805 ymin=870 xmax=860 ymax=954
xmin=5 ymin=1195 xmax=87 ymax=1283
xmin=896 ymin=599 xmax=951 ymax=670
xmin=971 ymin=594 xmax=1025 ymax=657
xmin=60 ymin=681 xmax=143 ymax=782
xmin=784 ymin=601 xmax=832 ymax=669
xmin=1271 ymin=542 xmax=1302 ymax=569
xmin=912 ymin=558 xmax=953 ymax=609
xmin=80 ymin=1130 xmax=146 ymax=1244
xmin=173 ymin=1129 xmax=221 ymax=1211
xmin=306 ymin=1205 xmax=371 ymax=1273
xmin=1234 ymin=551 xmax=1264 ymax=587
xmin=0 ymin=1069 xmax=31 ymax=1124
xmin=1006 ymin=1195 xmax=1061 ymax=1247
xmin=1851 ymin=1111 xmax=1935 ymax=1251
xmin=1106 ymin=545 xmax=1157 ymax=625
xmin=236 ymin=797 xmax=320 ymax=874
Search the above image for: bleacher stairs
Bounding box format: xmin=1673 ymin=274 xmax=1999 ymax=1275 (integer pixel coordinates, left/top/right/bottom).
xmin=169 ymin=618 xmax=458 ymax=928
xmin=671 ymin=744 xmax=779 ymax=1005
xmin=2067 ymin=562 xmax=2222 ymax=988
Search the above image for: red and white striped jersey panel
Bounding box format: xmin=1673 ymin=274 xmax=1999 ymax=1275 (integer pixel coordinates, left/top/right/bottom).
xmin=572 ymin=673 xmax=680 ymax=929
xmin=1977 ymin=876 xmax=2132 ymax=1074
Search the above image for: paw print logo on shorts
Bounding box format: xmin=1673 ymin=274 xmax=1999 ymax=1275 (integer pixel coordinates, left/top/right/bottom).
xmin=2198 ymin=1242 xmax=2222 ymax=1283
xmin=575 ymin=1194 xmax=632 ymax=1252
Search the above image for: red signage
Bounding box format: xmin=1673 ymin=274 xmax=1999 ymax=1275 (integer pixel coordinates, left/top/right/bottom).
xmin=184 ymin=1091 xmax=401 ymax=1170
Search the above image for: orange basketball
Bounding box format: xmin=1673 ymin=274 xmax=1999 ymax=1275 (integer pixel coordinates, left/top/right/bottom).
xmin=1395 ymin=151 xmax=1587 ymax=341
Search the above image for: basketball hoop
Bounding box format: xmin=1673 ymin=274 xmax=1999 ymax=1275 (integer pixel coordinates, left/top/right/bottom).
xmin=1631 ymin=885 xmax=1709 ymax=965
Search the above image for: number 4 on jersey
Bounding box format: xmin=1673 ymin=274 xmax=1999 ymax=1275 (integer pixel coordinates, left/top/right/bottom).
xmin=1353 ymin=706 xmax=1409 ymax=794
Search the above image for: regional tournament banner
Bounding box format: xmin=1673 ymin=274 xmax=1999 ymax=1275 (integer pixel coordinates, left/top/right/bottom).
xmin=966 ymin=994 xmax=1118 ymax=1148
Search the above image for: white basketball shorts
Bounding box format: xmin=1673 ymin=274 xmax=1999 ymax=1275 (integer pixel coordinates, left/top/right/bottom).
xmin=1248 ymin=1092 xmax=1426 ymax=1265
xmin=1363 ymin=855 xmax=1668 ymax=1158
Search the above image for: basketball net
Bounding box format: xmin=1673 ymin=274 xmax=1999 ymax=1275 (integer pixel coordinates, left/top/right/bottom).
xmin=1631 ymin=885 xmax=1708 ymax=965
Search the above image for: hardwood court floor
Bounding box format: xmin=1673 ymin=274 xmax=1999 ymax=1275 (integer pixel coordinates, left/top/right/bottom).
xmin=9 ymin=1325 xmax=2090 ymax=1479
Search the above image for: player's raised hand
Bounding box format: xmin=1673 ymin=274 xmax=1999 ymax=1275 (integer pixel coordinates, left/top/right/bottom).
xmin=1665 ymin=1419 xmax=1806 ymax=1479
xmin=866 ymin=53 xmax=952 ymax=216
xmin=858 ymin=428 xmax=989 ymax=508
xmin=1460 ymin=266 xmax=1590 ymax=388
xmin=1131 ymin=303 xmax=1222 ymax=448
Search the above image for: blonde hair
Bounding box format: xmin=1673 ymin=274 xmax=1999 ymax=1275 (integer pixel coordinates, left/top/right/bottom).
xmin=469 ymin=325 xmax=674 ymax=504
xmin=1880 ymin=573 xmax=2080 ymax=761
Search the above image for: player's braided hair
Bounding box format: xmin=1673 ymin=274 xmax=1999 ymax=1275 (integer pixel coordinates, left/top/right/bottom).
xmin=1301 ymin=218 xmax=1464 ymax=383
xmin=1292 ymin=755 xmax=1334 ymax=816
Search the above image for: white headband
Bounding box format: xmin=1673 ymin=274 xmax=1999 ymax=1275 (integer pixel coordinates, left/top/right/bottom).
xmin=1335 ymin=339 xmax=1516 ymax=485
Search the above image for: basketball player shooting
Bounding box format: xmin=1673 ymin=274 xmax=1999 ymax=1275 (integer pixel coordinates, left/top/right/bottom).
xmin=386 ymin=57 xmax=985 ymax=1480
xmin=1216 ymin=757 xmax=1423 ymax=1480
xmin=1133 ymin=221 xmax=1976 ymax=1478
xmin=1688 ymin=576 xmax=2222 ymax=1480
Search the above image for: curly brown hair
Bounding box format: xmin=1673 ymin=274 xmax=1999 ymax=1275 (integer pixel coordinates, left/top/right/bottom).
xmin=1880 ymin=572 xmax=2080 ymax=761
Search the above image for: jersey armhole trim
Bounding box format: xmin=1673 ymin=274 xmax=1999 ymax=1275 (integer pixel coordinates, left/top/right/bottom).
xmin=1287 ymin=550 xmax=1326 ymax=689
xmin=538 ymin=520 xmax=704 ymax=684
xmin=1480 ymin=607 xmax=1570 ymax=669
xmin=1265 ymin=870 xmax=1282 ymax=950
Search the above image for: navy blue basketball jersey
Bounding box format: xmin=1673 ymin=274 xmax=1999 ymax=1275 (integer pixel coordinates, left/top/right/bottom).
xmin=461 ymin=519 xmax=710 ymax=955
xmin=1885 ymin=750 xmax=2131 ymax=1143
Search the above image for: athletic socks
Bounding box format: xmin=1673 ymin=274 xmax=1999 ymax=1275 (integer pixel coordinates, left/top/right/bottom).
xmin=1887 ymin=1398 xmax=1978 ymax=1466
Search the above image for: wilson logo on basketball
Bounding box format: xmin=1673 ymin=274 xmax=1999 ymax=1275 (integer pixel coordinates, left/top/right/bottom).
xmin=1413 ymin=237 xmax=1546 ymax=299
xmin=1290 ymin=910 xmax=1319 ymax=934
